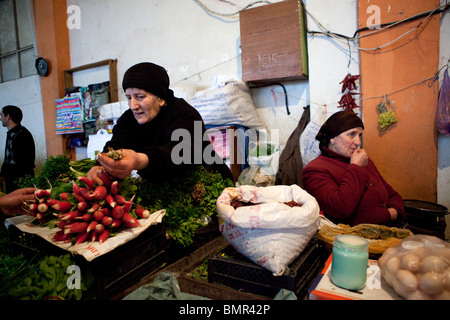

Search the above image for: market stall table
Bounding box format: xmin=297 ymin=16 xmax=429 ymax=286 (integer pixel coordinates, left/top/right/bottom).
xmin=308 ymin=254 xmax=403 ymax=300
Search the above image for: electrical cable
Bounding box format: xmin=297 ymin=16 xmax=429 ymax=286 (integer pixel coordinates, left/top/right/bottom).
xmin=193 ymin=0 xmax=271 ymax=18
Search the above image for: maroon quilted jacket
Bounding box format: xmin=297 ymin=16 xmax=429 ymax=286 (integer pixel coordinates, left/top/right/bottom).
xmin=301 ymin=147 xmax=405 ymax=226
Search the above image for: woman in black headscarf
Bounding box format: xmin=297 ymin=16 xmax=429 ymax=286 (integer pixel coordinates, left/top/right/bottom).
xmin=301 ymin=111 xmax=405 ymax=226
xmin=87 ymin=62 xmax=232 ymax=184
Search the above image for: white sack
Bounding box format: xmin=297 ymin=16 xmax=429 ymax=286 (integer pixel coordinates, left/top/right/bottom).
xmin=217 ymin=185 xmax=320 ymax=275
xmin=189 ymin=78 xmax=265 ymax=130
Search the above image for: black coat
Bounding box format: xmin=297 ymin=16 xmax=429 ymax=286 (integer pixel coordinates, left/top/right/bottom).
xmin=104 ymin=97 xmax=232 ymax=182
xmin=1 ymin=124 xmax=35 ymax=192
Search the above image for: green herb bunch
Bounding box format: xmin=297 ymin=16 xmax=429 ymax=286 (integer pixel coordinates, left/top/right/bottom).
xmin=138 ymin=166 xmax=234 ymax=247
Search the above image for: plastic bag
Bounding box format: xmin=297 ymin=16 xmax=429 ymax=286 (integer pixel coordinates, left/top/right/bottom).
xmin=237 ymin=166 xmax=275 ymax=187
xmin=55 ymin=96 xmax=84 ymax=134
xmin=216 ymin=185 xmax=320 ymax=275
xmin=378 ymin=234 xmax=450 ymax=300
xmin=436 ymin=68 xmax=450 ymax=136
xmin=247 ymin=141 xmax=281 ymax=175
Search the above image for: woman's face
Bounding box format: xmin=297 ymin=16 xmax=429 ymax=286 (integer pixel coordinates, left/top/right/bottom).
xmin=125 ymin=88 xmax=165 ymax=124
xmin=329 ymin=127 xmax=363 ymax=158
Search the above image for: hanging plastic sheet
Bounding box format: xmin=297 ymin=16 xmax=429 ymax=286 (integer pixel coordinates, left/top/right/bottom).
xmin=436 ymin=69 xmax=449 ymax=136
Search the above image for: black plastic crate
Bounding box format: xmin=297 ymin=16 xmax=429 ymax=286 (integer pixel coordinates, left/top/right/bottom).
xmin=167 ymin=218 xmax=222 ymax=263
xmin=207 ymin=235 xmax=327 ymax=298
xmin=8 ymin=222 xmax=168 ymax=300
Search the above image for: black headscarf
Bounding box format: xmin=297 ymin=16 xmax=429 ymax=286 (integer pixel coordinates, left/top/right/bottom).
xmin=122 ymin=62 xmax=174 ymax=102
xmin=316 ymin=111 xmax=364 ymax=152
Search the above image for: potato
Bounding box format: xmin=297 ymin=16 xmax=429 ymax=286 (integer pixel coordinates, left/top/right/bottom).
xmin=434 ymin=290 xmax=450 ymax=300
xmin=407 ymin=289 xmax=432 ymax=300
xmin=418 ymin=272 xmax=444 ymax=296
xmin=443 ymin=268 xmax=450 ymax=291
xmin=420 ymin=255 xmax=447 ymax=274
xmin=396 ymin=269 xmax=418 ymax=292
xmin=385 ymin=256 xmax=401 ymax=275
xmin=401 ymin=253 xmax=421 ymax=273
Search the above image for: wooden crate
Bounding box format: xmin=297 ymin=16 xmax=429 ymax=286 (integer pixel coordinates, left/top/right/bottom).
xmin=125 ymin=237 xmax=269 ymax=300
xmin=239 ymin=0 xmax=308 ymax=84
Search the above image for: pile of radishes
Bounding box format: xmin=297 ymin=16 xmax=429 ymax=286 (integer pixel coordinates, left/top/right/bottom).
xmin=25 ymin=171 xmax=151 ymax=246
xmin=378 ymin=234 xmax=450 ymax=300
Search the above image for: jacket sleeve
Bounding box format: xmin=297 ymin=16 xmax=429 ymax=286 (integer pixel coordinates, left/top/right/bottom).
xmin=302 ymin=161 xmax=370 ymax=220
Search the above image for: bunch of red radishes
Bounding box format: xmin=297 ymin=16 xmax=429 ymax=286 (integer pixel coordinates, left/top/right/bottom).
xmin=25 ymin=171 xmax=151 ymax=246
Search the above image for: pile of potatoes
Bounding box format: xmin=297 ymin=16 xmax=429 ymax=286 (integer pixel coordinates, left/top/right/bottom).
xmin=378 ymin=234 xmax=450 ymax=300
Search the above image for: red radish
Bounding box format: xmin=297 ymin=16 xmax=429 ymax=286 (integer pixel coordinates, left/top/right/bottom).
xmin=123 ymin=200 xmax=133 ymax=213
xmin=112 ymin=205 xmax=124 ymax=219
xmin=77 ymin=201 xmax=88 ymax=212
xmin=101 ymin=207 xmax=111 ymax=216
xmin=78 ymin=176 xmax=95 ymax=190
xmin=37 ymin=202 xmax=48 ymax=213
xmin=36 ymin=213 xmax=45 ymax=221
xmin=87 ymin=220 xmax=98 ymax=233
xmin=59 ymin=192 xmax=70 ymax=200
xmin=97 ymin=170 xmax=112 ymax=188
xmin=99 ymin=229 xmax=110 ymax=244
xmin=60 ymin=210 xmax=79 ymax=221
xmin=135 ymin=205 xmax=150 ymax=218
xmin=101 ymin=216 xmax=113 ymax=226
xmin=52 ymin=201 xmax=72 ymax=212
xmin=80 ymin=188 xmax=95 ymax=202
xmin=53 ymin=230 xmax=71 ymax=242
xmin=105 ymin=195 xmax=116 ymax=208
xmin=93 ymin=185 xmax=107 ymax=200
xmin=34 ymin=189 xmax=49 ymax=200
xmin=94 ymin=223 xmax=105 ymax=234
xmin=72 ymin=180 xmax=82 ymax=196
xmin=78 ymin=212 xmax=93 ymax=222
xmin=64 ymin=221 xmax=88 ymax=234
xmin=75 ymin=231 xmax=89 ymax=245
xmin=28 ymin=202 xmax=38 ymax=213
xmin=73 ymin=193 xmax=85 ymax=203
xmin=90 ymin=231 xmax=99 ymax=242
xmin=111 ymin=219 xmax=122 ymax=228
xmin=122 ymin=213 xmax=141 ymax=228
xmin=56 ymin=220 xmax=68 ymax=229
xmin=93 ymin=210 xmax=104 ymax=221
xmin=114 ymin=194 xmax=127 ymax=205
xmin=110 ymin=180 xmax=120 ymax=195
xmin=46 ymin=199 xmax=59 ymax=207
xmin=87 ymin=202 xmax=101 ymax=213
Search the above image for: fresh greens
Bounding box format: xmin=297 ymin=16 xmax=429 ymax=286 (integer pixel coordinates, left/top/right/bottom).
xmin=138 ymin=165 xmax=234 ymax=247
xmin=0 ymin=253 xmax=92 ymax=300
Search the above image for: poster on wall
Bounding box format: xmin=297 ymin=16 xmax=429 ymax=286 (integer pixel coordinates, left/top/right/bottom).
xmin=55 ymin=96 xmax=84 ymax=134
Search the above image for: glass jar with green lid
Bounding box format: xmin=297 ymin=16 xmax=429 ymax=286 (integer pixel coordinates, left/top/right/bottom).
xmin=330 ymin=234 xmax=370 ymax=290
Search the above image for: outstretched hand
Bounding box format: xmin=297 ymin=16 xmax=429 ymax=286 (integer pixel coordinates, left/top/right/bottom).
xmin=0 ymin=187 xmax=35 ymax=216
xmin=93 ymin=149 xmax=149 ymax=180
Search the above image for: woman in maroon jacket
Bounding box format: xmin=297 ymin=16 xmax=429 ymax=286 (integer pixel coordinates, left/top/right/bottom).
xmin=301 ymin=111 xmax=405 ymax=226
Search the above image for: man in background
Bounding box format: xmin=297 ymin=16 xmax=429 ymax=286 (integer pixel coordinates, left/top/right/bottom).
xmin=0 ymin=105 xmax=35 ymax=193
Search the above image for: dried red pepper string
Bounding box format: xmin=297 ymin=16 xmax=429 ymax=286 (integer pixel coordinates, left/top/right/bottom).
xmin=338 ymin=73 xmax=360 ymax=112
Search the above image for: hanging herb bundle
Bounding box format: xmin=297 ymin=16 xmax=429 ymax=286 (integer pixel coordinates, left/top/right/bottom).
xmin=338 ymin=73 xmax=360 ymax=113
xmin=377 ymin=96 xmax=398 ymax=131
